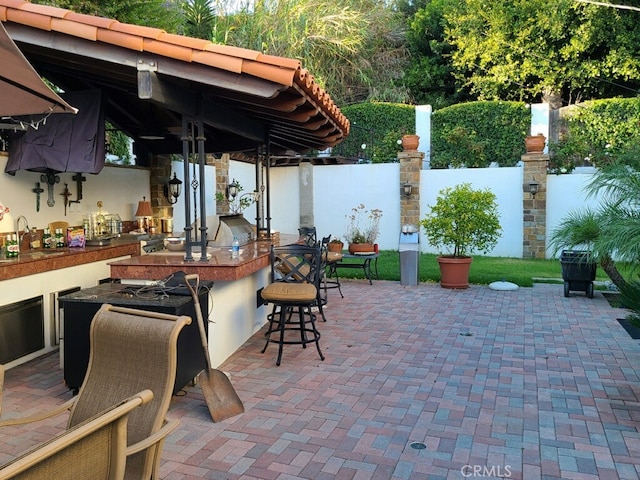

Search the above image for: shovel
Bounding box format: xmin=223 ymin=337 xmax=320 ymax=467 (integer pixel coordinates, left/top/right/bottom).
xmin=184 ymin=274 xmax=244 ymax=422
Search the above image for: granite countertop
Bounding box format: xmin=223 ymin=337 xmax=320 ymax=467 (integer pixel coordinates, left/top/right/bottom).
xmin=109 ymin=234 xmax=298 ymax=282
xmin=0 ymin=237 xmax=140 ymax=281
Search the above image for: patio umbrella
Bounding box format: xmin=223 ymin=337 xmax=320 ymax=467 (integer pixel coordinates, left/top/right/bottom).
xmin=0 ymin=20 xmax=76 ymax=126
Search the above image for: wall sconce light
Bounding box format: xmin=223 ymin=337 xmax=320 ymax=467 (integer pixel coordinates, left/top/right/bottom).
xmin=402 ymin=182 xmax=412 ymax=197
xmin=163 ymin=173 xmax=182 ymax=205
xmin=226 ymin=178 xmax=240 ymax=201
xmin=528 ymin=181 xmax=540 ymax=198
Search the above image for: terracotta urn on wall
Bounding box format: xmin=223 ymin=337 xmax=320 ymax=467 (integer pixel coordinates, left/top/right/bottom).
xmin=525 ymin=134 xmax=546 ymax=153
xmin=401 ymin=134 xmax=420 ymax=152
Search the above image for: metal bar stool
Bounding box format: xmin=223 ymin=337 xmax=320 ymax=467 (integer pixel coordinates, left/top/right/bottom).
xmin=261 ymin=244 xmax=325 ymax=366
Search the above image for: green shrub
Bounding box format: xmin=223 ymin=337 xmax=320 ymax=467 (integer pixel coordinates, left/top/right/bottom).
xmin=431 ymin=101 xmax=529 ymax=168
xmin=339 ymin=102 xmax=415 ymax=163
xmin=550 ymin=98 xmax=640 ymax=172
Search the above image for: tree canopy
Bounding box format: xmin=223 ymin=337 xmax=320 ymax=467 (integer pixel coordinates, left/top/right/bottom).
xmin=442 ymin=0 xmax=640 ymax=106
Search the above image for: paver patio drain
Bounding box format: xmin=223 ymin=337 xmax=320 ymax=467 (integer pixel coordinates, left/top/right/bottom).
xmin=410 ymin=442 xmax=427 ymax=450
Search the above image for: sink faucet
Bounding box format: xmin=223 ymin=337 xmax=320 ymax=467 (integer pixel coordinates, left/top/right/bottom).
xmin=16 ymin=216 xmax=30 ymax=248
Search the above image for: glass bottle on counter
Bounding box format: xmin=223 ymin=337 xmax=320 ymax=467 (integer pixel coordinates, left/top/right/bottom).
xmin=55 ymin=228 xmax=65 ymax=248
xmin=43 ymin=228 xmax=52 ymax=248
xmin=6 ymin=234 xmax=19 ymax=257
xmin=29 ymin=227 xmax=41 ymax=249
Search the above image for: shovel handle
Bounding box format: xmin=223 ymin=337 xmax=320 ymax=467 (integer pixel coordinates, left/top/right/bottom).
xmin=183 ymin=273 xmax=213 ymax=370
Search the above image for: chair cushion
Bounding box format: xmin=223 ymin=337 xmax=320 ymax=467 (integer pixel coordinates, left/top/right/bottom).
xmin=261 ymin=282 xmax=317 ymax=303
xmin=325 ymin=252 xmax=343 ymax=263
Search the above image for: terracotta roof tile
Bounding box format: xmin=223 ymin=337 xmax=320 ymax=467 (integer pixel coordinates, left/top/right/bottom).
xmin=51 ymin=18 xmax=97 ymax=40
xmin=256 ymin=53 xmax=301 ymax=70
xmin=20 ymin=1 xmax=67 ymax=18
xmin=6 ymin=9 xmax=50 ymax=30
xmin=242 ymin=61 xmax=297 ymax=87
xmin=108 ymin=22 xmax=164 ymax=40
xmin=205 ymin=43 xmax=261 ymax=61
xmin=64 ymin=12 xmax=117 ymax=29
xmin=157 ymin=31 xmax=211 ymax=51
xmin=96 ymin=28 xmax=143 ymax=51
xmin=143 ymin=38 xmax=193 ymax=63
xmin=192 ymin=50 xmax=243 ymax=73
xmin=0 ymin=0 xmax=350 ymax=140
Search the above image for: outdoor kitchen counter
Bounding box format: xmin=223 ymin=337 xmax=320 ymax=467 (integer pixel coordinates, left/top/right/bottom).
xmin=0 ymin=237 xmax=140 ymax=281
xmin=108 ymin=235 xmax=297 ymax=282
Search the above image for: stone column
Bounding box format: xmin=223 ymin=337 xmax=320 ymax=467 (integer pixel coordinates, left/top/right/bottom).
xmin=213 ymin=153 xmax=230 ymax=215
xmin=398 ymin=150 xmax=424 ymax=228
xmin=522 ymin=153 xmax=548 ymax=259
xmin=299 ymin=163 xmax=314 ymax=228
xmin=149 ymin=153 xmax=173 ymax=221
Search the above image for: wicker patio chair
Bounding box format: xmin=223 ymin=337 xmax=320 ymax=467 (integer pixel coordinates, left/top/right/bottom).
xmin=0 ymin=390 xmax=153 ymax=480
xmin=0 ymin=304 xmax=191 ymax=480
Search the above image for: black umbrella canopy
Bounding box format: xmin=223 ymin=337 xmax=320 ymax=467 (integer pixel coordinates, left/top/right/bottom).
xmin=0 ymin=20 xmax=76 ymax=128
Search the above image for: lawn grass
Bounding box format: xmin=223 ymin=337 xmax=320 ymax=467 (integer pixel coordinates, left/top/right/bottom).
xmin=336 ymin=250 xmax=612 ymax=287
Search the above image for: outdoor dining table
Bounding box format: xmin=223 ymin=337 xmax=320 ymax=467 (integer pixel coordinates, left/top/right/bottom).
xmin=332 ymin=252 xmax=380 ymax=285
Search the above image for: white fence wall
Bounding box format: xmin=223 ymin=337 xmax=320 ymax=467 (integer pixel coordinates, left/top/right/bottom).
xmin=420 ymin=167 xmax=524 ymax=257
xmin=233 ymin=161 xmax=606 ymax=259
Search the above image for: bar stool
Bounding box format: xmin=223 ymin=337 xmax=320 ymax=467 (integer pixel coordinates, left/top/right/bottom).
xmin=323 ymin=236 xmax=344 ymax=299
xmin=261 ymin=244 xmax=325 ymax=366
xmin=298 ymin=226 xmax=317 ymax=246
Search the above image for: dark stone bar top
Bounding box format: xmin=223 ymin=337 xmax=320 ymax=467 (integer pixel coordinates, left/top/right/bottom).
xmin=109 ymin=234 xmax=297 ymax=282
xmin=0 ymin=238 xmax=140 ymax=281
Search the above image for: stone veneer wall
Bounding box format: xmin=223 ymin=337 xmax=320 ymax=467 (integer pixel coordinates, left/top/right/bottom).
xmin=522 ymin=153 xmax=548 ymax=259
xmin=149 ymin=153 xmax=220 ymax=223
xmin=214 ymin=154 xmax=230 ymax=215
xmin=398 ymin=150 xmax=424 ymax=228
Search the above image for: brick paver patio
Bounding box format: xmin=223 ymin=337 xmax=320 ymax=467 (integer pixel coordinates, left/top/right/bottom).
xmin=1 ymin=280 xmax=639 ymax=479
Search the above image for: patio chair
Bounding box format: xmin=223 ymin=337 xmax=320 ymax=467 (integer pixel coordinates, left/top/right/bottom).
xmin=0 ymin=304 xmax=191 ymax=480
xmin=298 ymin=226 xmax=317 ymax=247
xmin=261 ymin=244 xmax=325 ymax=366
xmin=0 ymin=390 xmax=153 ymax=480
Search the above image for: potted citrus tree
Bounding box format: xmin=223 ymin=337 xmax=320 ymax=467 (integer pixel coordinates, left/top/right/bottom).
xmin=420 ymin=183 xmax=501 ymax=288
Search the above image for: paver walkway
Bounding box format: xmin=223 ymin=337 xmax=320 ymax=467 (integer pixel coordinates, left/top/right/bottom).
xmin=1 ymin=281 xmax=639 ymax=479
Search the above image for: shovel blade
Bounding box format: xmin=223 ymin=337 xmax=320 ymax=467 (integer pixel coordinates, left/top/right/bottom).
xmin=199 ymin=369 xmax=244 ymax=422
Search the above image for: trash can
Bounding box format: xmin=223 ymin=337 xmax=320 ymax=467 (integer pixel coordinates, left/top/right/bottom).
xmin=560 ymin=250 xmax=596 ymax=298
xmin=399 ymin=231 xmax=420 ymax=286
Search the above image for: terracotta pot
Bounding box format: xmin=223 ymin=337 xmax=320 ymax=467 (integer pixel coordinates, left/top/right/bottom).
xmin=328 ymin=242 xmax=343 ymax=253
xmin=437 ymin=256 xmax=473 ymax=289
xmin=401 ymin=134 xmax=420 ymax=152
xmin=348 ymin=243 xmax=375 ymax=254
xmin=525 ymin=135 xmax=546 ymax=153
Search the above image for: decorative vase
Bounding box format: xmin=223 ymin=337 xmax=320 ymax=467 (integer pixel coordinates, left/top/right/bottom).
xmin=401 ymin=134 xmax=420 ymax=152
xmin=348 ymin=242 xmax=375 ymax=254
xmin=437 ymin=256 xmax=473 ymax=289
xmin=525 ymin=135 xmax=546 ymax=153
xmin=328 ymin=242 xmax=343 ymax=253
